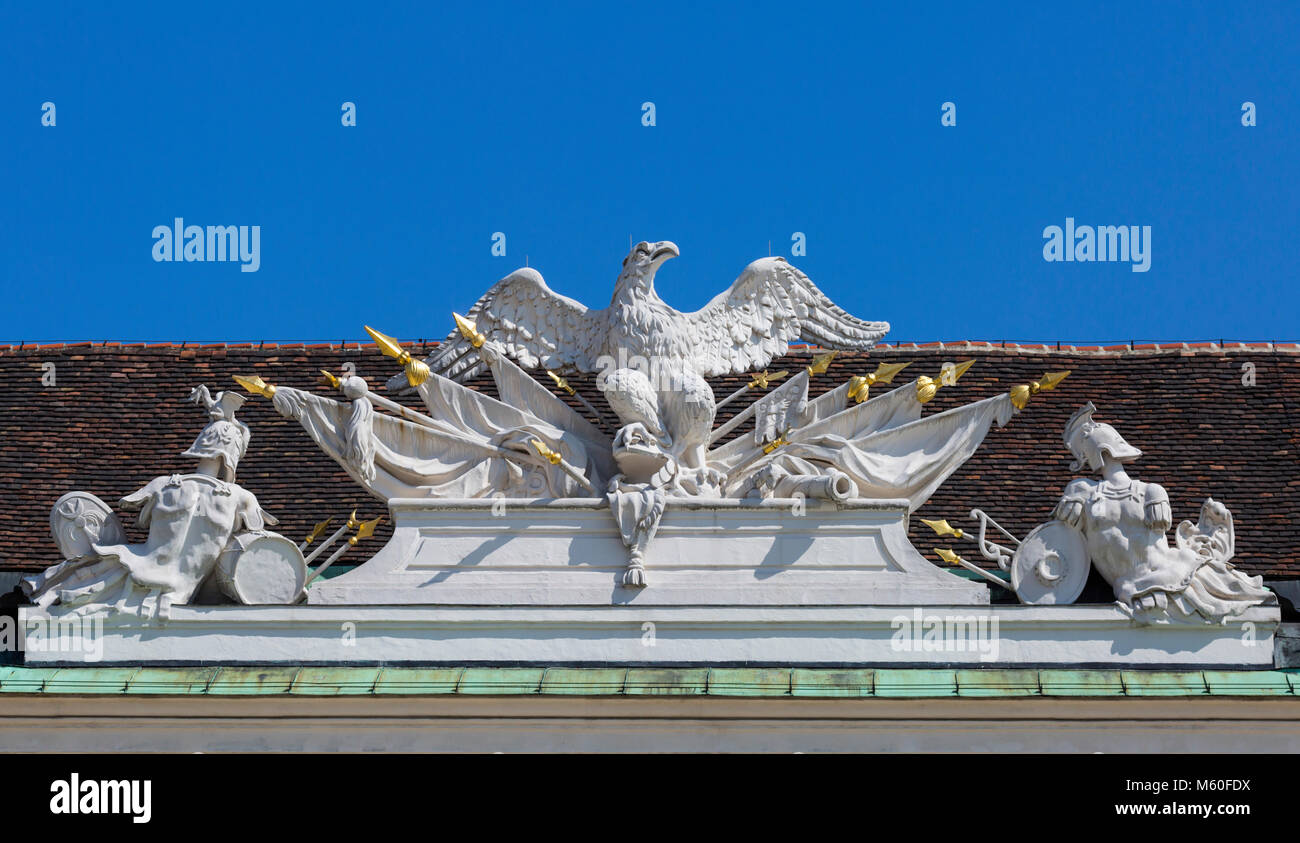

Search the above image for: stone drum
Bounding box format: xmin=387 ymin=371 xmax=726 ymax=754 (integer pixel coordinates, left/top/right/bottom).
xmin=217 ymin=531 xmax=307 ymax=605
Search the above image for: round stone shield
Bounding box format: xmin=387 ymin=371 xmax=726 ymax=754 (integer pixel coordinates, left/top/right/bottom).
xmin=1010 ymin=520 xmax=1090 ymax=605
xmin=217 ymin=531 xmax=307 ymax=605
xmin=49 ymin=491 xmax=127 ymax=560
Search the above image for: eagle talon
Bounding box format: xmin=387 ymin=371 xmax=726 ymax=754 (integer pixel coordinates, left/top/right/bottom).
xmin=622 ymin=564 xmax=647 ymax=588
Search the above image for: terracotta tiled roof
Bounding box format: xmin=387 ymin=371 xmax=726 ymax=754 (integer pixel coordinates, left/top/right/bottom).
xmin=2 ymin=342 xmax=1297 ymax=580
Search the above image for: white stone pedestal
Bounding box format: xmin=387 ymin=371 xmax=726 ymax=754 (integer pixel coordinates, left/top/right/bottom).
xmin=16 ymin=604 xmax=1280 ymax=667
xmin=305 ymin=497 xmax=990 ymax=606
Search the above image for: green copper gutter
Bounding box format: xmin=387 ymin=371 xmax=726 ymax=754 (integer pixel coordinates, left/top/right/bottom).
xmin=0 ymin=666 xmax=1297 ymax=698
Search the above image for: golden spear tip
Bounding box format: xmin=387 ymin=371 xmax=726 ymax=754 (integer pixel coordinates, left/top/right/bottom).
xmin=1039 ymin=370 xmax=1071 ymax=390
xmin=320 ymin=369 xmax=341 ymax=389
xmin=232 ymin=374 xmax=277 ymax=398
xmin=453 ymin=313 xmax=485 ymax=348
xmin=847 ymin=361 xmax=913 ymax=403
xmin=806 ymin=351 xmax=838 ymax=376
xmin=916 ymin=360 xmax=976 ymax=404
xmin=349 ymin=516 xmax=383 ymax=545
xmin=920 ymin=518 xmax=964 ymax=539
xmin=1010 ymin=370 xmax=1073 ymax=410
xmin=363 ymin=325 xmax=405 ymax=360
xmin=920 ymin=517 xmax=943 ymax=535
xmin=304 ymin=517 xmax=333 ymax=545
xmin=364 ymin=325 xmax=429 ymax=387
xmin=872 ymin=360 xmax=912 ymax=383
xmin=546 ymin=370 xmax=576 ymax=395
xmin=748 ymin=369 xmax=789 ymax=389
xmin=530 ymin=438 xmax=563 ymax=465
xmin=950 ymin=359 xmax=976 ymax=382
xmin=934 ymin=547 xmax=962 ymax=565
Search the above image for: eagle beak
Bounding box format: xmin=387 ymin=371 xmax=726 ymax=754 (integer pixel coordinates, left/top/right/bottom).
xmin=650 ymin=241 xmax=680 ymax=263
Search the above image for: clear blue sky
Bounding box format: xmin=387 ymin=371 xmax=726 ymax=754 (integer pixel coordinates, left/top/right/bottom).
xmin=3 ymin=2 xmax=1297 ymax=344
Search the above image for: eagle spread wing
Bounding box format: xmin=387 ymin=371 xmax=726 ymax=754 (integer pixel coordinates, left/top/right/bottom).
xmin=427 ymin=268 xmax=607 ymax=381
xmin=685 ymin=257 xmax=890 ymax=376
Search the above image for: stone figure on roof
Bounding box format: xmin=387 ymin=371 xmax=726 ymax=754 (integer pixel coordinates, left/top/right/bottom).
xmin=1052 ymin=403 xmax=1275 ymax=624
xmin=24 ymin=386 xmax=279 ymax=619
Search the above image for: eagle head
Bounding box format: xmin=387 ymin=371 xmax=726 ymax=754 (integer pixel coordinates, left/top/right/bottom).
xmin=616 ymin=240 xmax=679 ymax=297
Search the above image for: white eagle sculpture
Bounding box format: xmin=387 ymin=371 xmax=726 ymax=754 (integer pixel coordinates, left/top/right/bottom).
xmin=419 ymin=241 xmax=890 ymax=472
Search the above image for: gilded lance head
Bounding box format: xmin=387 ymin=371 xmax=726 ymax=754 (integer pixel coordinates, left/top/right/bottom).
xmin=934 ymin=547 xmax=963 ymax=565
xmin=1010 ymin=370 xmax=1071 ymax=410
xmin=920 ymin=518 xmax=963 ymax=539
xmin=916 ymin=360 xmax=974 ymax=404
xmin=364 ymin=324 xmax=408 ymax=362
xmin=948 ymin=359 xmax=976 ymax=382
xmin=871 ymin=360 xmax=911 ymax=383
xmin=805 ymin=351 xmax=837 ymax=376
xmin=232 ymin=374 xmax=277 ymax=399
xmin=364 ymin=325 xmax=430 ymax=387
xmin=530 ymin=438 xmax=563 ymax=465
xmin=348 ymin=516 xmax=383 ymax=546
xmin=546 ymin=370 xmax=576 ymax=395
xmin=748 ymin=369 xmax=789 ymax=390
xmin=453 ymin=313 xmax=486 ymax=349
xmin=304 ymin=518 xmax=333 ymax=545
xmin=847 ymin=361 xmax=912 ymax=403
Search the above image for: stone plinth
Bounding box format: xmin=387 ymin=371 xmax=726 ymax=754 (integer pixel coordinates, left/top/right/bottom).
xmin=305 ymin=497 xmax=990 ymax=607
xmin=16 ymin=604 xmax=1280 ymax=667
